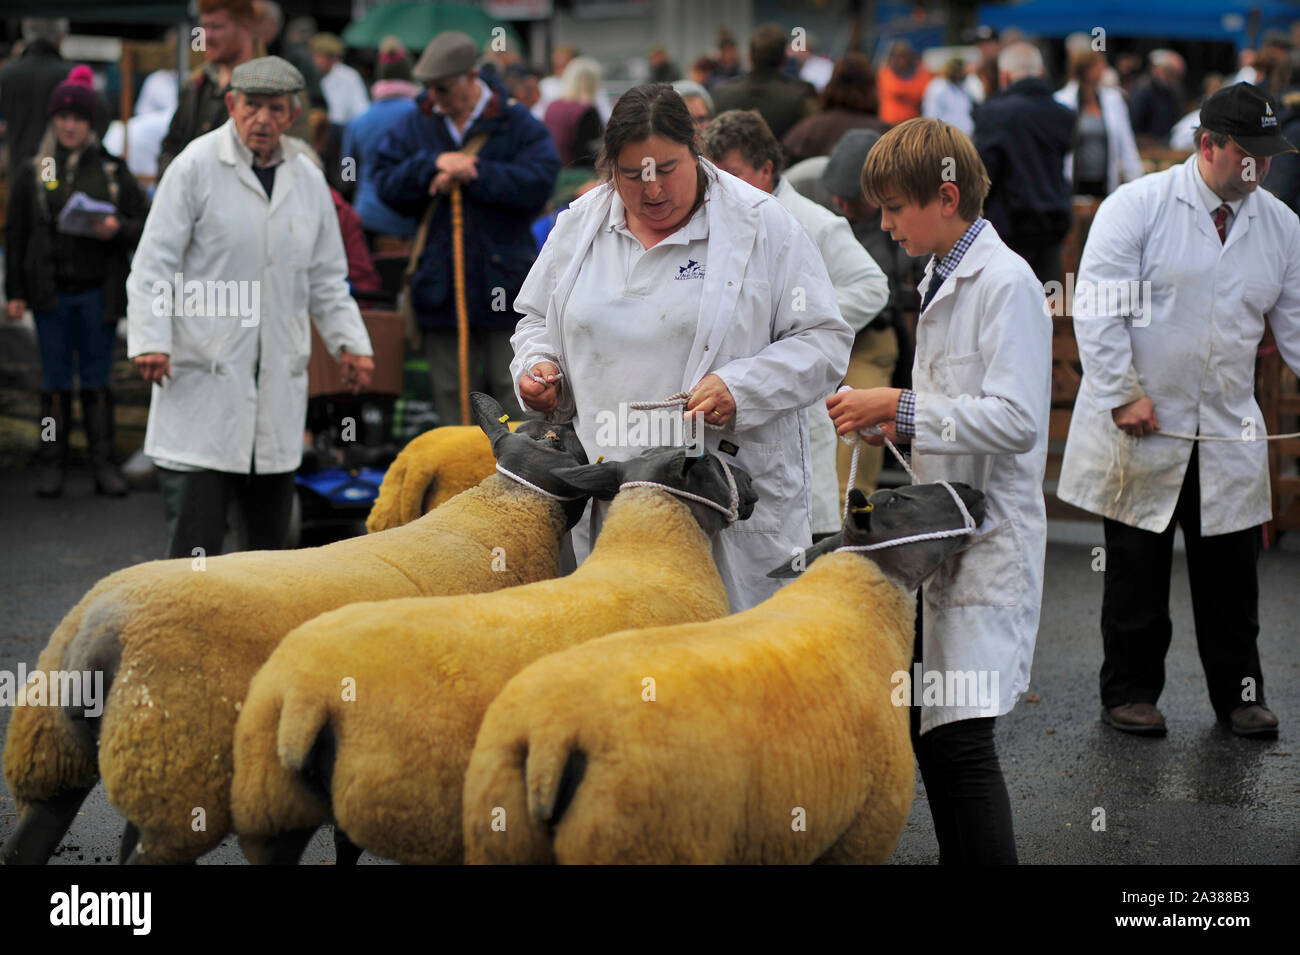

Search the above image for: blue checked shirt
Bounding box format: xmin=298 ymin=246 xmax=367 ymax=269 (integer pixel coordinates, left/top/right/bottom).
xmin=895 ymin=217 xmax=987 ymax=438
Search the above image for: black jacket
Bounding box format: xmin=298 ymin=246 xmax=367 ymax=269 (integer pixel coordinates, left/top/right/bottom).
xmin=712 ymin=69 xmax=817 ymax=140
xmin=1263 ymin=86 xmax=1300 ymax=216
xmin=5 ymin=140 xmax=150 ymax=318
xmin=973 ymin=76 xmax=1075 ymax=242
xmin=0 ymin=40 xmax=70 ymax=167
xmin=1130 ymin=75 xmax=1184 ymax=139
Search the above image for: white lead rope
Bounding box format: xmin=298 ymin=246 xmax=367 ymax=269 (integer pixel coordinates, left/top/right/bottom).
xmin=619 ymin=454 xmax=742 ymax=525
xmin=495 ymin=463 xmax=583 ymax=501
xmin=834 ymin=385 xmax=976 ymax=553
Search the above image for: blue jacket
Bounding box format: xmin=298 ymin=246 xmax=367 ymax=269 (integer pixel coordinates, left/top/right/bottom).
xmin=973 ymin=76 xmax=1075 ymax=242
xmin=373 ymin=76 xmax=560 ymax=330
xmin=343 ymin=95 xmax=420 ymax=237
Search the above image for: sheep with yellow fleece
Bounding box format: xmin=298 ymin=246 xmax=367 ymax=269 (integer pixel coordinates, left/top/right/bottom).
xmin=366 ymin=422 xmax=521 ymax=532
xmin=462 ymin=481 xmax=987 ymax=864
xmin=231 ymin=446 xmax=756 ymax=864
xmin=1 ymin=397 xmax=589 ymax=865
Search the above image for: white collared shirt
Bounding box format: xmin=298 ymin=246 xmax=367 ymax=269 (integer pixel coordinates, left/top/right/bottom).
xmin=561 ymin=189 xmax=709 ymax=464
xmin=439 ymin=78 xmax=492 ymax=146
xmin=1191 ymin=157 xmax=1243 ymax=239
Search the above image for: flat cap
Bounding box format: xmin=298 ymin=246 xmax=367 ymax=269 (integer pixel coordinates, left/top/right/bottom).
xmin=308 ymin=32 xmax=344 ymax=56
xmin=822 ymin=128 xmax=882 ymax=200
xmin=229 ymin=55 xmax=306 ymax=95
xmin=413 ymin=30 xmax=478 ymax=83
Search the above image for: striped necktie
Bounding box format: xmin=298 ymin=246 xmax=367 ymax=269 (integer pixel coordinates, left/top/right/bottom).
xmin=1213 ymin=203 xmax=1229 ymax=244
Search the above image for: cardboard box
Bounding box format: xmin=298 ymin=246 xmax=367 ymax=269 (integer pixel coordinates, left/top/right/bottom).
xmin=309 ymin=309 xmax=405 ymax=397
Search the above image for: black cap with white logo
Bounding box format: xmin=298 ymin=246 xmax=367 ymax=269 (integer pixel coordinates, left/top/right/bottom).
xmin=1199 ymin=82 xmax=1297 ymax=156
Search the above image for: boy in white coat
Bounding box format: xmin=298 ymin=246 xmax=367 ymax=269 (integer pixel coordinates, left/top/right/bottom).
xmin=827 ymin=118 xmax=1051 ymax=864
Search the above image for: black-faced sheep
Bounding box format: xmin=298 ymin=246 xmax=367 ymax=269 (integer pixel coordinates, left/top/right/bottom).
xmin=1 ymin=396 xmax=589 ymax=864
xmin=230 ymin=447 xmax=756 ymax=864
xmin=461 ymin=483 xmax=987 ymax=864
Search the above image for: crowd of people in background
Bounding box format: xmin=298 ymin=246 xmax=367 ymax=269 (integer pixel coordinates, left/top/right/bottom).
xmin=1 ymin=5 xmax=1299 ymax=507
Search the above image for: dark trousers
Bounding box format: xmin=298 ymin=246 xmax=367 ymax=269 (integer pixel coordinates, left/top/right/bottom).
xmin=910 ymin=601 xmax=1018 ymax=865
xmin=33 ymin=288 xmax=114 ymax=390
xmin=158 ymin=468 xmax=295 ymax=560
xmin=1100 ymin=446 xmax=1263 ymax=719
xmin=423 ymin=325 xmax=523 ymax=425
xmin=1004 ymin=231 xmax=1064 ymax=287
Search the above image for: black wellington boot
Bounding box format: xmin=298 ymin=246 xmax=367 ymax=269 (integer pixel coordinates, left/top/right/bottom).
xmin=35 ymin=390 xmax=71 ymax=497
xmin=82 ymin=388 xmax=129 ymax=497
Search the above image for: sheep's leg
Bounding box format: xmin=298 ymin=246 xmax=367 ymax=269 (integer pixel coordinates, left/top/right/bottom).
xmin=242 ymin=826 xmax=319 ymax=865
xmin=0 ymin=785 xmax=95 ymax=865
xmin=333 ymin=827 xmax=362 ymax=865
xmin=118 ymin=822 xmax=140 ymax=865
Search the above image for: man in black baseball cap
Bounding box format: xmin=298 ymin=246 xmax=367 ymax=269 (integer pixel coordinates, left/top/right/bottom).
xmin=1058 ymin=78 xmax=1300 ymax=741
xmin=1198 ymin=81 xmax=1297 ymax=160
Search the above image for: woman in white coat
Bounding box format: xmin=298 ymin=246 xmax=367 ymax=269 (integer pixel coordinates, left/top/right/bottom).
xmin=1055 ymin=50 xmax=1145 ymax=196
xmin=511 ymin=84 xmax=853 ymax=611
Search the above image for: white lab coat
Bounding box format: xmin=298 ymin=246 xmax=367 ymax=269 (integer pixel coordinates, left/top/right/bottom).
xmin=511 ymin=160 xmax=853 ymax=611
xmin=1054 ymin=82 xmax=1145 ymax=195
xmin=909 ymin=222 xmax=1052 ymax=734
xmin=1057 ymin=156 xmax=1300 ymax=535
xmin=127 ymin=120 xmax=373 ymax=474
xmin=772 ymin=175 xmax=889 ymax=534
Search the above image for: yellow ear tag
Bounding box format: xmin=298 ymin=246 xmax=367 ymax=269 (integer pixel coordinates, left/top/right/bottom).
xmin=851 ymin=503 xmax=874 ymax=514
xmin=498 ymin=414 xmax=510 ymax=423
xmin=596 ymin=456 xmax=605 ymax=464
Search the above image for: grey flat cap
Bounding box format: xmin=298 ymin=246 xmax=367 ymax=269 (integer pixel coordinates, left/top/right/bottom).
xmin=230 ymin=55 xmax=305 ymax=95
xmin=822 ymin=129 xmax=883 ymax=200
xmin=413 ymin=30 xmax=478 ymax=83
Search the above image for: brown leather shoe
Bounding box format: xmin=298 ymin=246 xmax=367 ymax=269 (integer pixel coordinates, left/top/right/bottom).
xmin=1101 ymin=703 xmax=1167 ymax=736
xmin=1224 ymin=704 xmax=1279 ymax=739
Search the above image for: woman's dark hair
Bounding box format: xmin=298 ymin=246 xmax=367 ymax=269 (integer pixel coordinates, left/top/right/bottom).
xmin=821 ymin=53 xmax=878 ymax=113
xmin=597 ymin=83 xmax=700 ymax=180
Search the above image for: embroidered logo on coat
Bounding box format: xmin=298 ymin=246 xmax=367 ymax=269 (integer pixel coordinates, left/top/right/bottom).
xmin=676 ymin=259 xmax=705 ymax=280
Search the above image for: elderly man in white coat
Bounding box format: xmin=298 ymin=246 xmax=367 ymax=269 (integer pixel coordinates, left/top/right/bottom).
xmin=128 ymin=56 xmax=374 ymax=560
xmin=511 ymin=85 xmax=852 ymax=612
xmin=698 ymin=109 xmax=889 ymax=538
xmin=1058 ymin=83 xmax=1300 ymax=739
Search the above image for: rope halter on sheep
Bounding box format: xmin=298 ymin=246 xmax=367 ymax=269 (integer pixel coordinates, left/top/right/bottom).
xmin=616 ymin=393 xmax=742 ymax=524
xmin=836 ymin=385 xmax=977 ymax=553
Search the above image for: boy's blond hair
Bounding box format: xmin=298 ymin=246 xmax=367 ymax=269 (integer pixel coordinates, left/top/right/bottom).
xmin=860 ymin=117 xmax=990 ymax=222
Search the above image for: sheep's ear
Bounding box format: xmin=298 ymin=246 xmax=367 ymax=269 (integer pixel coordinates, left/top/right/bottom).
xmin=552 ymin=461 xmax=624 ymax=500
xmin=471 ymin=392 xmax=512 ymax=451
xmin=767 ymin=532 xmax=843 ymax=578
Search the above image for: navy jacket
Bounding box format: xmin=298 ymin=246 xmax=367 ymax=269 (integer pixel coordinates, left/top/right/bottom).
xmin=1263 ymin=86 xmax=1300 ymax=217
xmin=973 ymin=76 xmax=1075 ymax=242
xmin=373 ymin=76 xmax=560 ymax=330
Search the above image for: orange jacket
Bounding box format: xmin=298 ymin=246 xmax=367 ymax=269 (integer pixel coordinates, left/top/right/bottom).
xmin=877 ymin=64 xmax=932 ymax=125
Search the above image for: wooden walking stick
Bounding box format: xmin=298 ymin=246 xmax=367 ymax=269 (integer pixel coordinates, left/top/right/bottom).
xmin=451 ymin=184 xmax=470 ymax=426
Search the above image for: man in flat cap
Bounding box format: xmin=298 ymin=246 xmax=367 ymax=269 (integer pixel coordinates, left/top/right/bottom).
xmin=127 ymin=55 xmax=374 ymax=559
xmin=373 ymin=30 xmax=559 ymax=424
xmin=1059 ymin=82 xmax=1300 ymax=739
xmin=311 ymin=32 xmax=369 ymax=126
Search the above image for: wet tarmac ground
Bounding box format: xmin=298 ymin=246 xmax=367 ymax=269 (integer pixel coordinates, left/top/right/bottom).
xmin=1 ymin=467 xmax=1296 ymax=865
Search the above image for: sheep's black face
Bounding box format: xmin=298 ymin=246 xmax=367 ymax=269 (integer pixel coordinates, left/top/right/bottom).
xmin=471 ymin=394 xmax=590 ymax=524
xmin=768 ymin=482 xmax=986 ymax=589
xmin=552 ymin=447 xmax=757 ymax=536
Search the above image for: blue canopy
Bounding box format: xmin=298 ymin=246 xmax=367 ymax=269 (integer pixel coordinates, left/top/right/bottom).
xmin=976 ymin=0 xmax=1297 ymax=48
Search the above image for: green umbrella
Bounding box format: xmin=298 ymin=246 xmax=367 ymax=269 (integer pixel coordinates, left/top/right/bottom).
xmin=341 ymin=1 xmax=523 ymax=53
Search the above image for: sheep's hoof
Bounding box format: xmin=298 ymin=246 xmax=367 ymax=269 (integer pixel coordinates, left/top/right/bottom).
xmin=0 ymin=786 xmax=94 ymax=865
